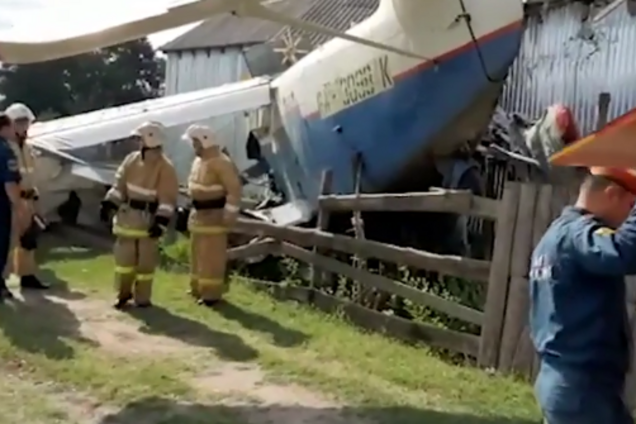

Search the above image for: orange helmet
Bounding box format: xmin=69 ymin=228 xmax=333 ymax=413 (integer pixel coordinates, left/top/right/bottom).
xmin=590 ymin=167 xmax=636 ymax=194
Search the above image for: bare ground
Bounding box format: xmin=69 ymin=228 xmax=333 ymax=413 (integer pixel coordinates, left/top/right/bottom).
xmin=7 ymin=290 xmax=372 ymax=424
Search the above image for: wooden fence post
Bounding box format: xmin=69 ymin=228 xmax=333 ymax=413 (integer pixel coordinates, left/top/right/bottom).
xmin=511 ymin=184 xmax=554 ymax=378
xmin=310 ymin=169 xmax=333 ymax=289
xmin=478 ymin=182 xmax=520 ymax=368
xmin=498 ymin=183 xmax=539 ymax=373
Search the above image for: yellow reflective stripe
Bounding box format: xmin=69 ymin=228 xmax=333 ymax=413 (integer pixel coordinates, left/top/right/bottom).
xmin=115 ymin=266 xmax=135 ymax=274
xmin=189 ymin=226 xmax=226 ymax=235
xmin=136 ymin=273 xmax=154 ymax=281
xmin=112 ymin=225 xmax=149 ymax=238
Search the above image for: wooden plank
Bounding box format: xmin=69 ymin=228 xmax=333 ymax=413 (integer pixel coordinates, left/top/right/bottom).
xmin=498 ymin=183 xmax=538 ymax=373
xmin=310 ymin=169 xmax=334 ymax=289
xmin=511 ymin=184 xmax=555 ymax=377
xmin=350 ymin=154 xmax=369 ymax=304
xmin=280 ymin=242 xmax=484 ymax=326
xmin=310 ymin=291 xmax=480 ymax=357
xmin=227 ymin=239 xmax=280 ymax=261
xmin=478 ymin=182 xmax=520 ymax=368
xmin=234 ymin=219 xmax=492 ymax=282
xmin=319 ymin=191 xmax=499 ymax=219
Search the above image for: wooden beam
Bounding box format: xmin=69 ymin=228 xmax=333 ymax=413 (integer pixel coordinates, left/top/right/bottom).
xmin=311 ymin=169 xmax=334 ymax=289
xmin=310 ymin=290 xmax=480 ymax=357
xmin=478 ymin=183 xmax=520 ymax=368
xmin=319 ymin=191 xmax=499 ymax=219
xmin=498 ymin=183 xmax=539 ymax=373
xmin=234 ymin=218 xmax=491 ymax=282
xmin=227 ymin=239 xmax=280 ymax=261
xmin=280 ymin=242 xmax=484 ymax=326
xmin=241 ymin=279 xmax=480 ymax=357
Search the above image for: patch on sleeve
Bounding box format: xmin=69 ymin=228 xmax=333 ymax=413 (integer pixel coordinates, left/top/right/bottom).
xmin=6 ymin=159 xmax=18 ymax=171
xmin=594 ymin=227 xmax=615 ymax=236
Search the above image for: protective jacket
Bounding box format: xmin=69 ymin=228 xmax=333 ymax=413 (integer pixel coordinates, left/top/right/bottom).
xmin=530 ymin=205 xmax=636 ymax=422
xmin=187 ymin=149 xmax=242 ymax=232
xmin=105 ymin=151 xmax=179 ymax=237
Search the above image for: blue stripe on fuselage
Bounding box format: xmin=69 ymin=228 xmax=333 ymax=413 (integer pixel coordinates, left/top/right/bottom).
xmin=265 ymin=25 xmax=523 ymax=202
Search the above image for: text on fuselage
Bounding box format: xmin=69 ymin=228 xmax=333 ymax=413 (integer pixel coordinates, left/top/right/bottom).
xmin=316 ymin=55 xmax=394 ymax=118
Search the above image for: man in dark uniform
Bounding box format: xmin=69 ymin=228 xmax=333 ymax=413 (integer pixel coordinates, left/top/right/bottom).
xmin=0 ymin=113 xmax=30 ymax=302
xmin=530 ymin=166 xmax=636 ymax=423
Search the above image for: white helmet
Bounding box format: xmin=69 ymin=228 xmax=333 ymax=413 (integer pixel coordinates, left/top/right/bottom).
xmin=5 ymin=102 xmax=35 ymax=122
xmin=131 ymin=121 xmax=166 ymax=149
xmin=182 ymin=124 xmax=216 ymax=149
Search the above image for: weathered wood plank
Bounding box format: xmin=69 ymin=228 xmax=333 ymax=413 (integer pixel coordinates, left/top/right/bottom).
xmin=311 ymin=169 xmax=334 ymax=289
xmin=280 ymin=242 xmax=484 ymax=326
xmin=319 ymin=191 xmax=499 ymax=219
xmin=498 ymin=183 xmax=538 ymax=373
xmin=235 ymin=219 xmax=491 ymax=282
xmin=240 ymin=278 xmax=479 ymax=356
xmin=478 ymin=183 xmax=520 ymax=368
xmin=310 ymin=291 xmax=480 ymax=357
xmin=227 ymin=240 xmax=280 ymax=261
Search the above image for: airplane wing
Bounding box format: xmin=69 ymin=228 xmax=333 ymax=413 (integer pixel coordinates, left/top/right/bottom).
xmin=29 ymin=76 xmax=272 ymax=155
xmin=0 ymin=0 xmax=426 ymax=64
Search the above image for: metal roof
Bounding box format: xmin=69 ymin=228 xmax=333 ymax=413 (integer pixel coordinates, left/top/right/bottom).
xmin=160 ymin=0 xmax=379 ymax=52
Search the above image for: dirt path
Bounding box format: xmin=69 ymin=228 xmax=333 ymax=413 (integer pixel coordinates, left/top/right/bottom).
xmin=10 ymin=290 xmax=371 ymax=424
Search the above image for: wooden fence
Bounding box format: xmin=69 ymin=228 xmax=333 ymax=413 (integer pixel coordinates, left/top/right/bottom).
xmin=225 ymin=169 xmax=526 ymax=364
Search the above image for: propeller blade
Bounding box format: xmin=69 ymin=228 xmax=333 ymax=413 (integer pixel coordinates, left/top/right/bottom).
xmin=246 ymin=3 xmax=429 ymax=60
xmin=0 ymin=0 xmax=231 ymax=64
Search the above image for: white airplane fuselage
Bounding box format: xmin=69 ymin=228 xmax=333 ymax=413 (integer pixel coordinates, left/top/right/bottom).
xmin=22 ymin=0 xmax=524 ymax=225
xmin=264 ymin=0 xmax=523 ymax=203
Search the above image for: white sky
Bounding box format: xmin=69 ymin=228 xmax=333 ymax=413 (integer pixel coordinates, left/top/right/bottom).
xmin=0 ymin=0 xmax=199 ymax=50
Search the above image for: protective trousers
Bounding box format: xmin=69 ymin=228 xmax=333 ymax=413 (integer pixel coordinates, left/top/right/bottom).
xmin=190 ymin=230 xmax=227 ymax=302
xmin=113 ymin=237 xmax=158 ymax=305
xmin=5 ymin=199 xmax=37 ymax=277
xmin=0 ymin=207 xmax=11 ymax=282
xmin=535 ymin=362 xmax=634 ymax=424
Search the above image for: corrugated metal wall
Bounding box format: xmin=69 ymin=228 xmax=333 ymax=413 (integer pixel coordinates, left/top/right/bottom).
xmin=162 ymin=48 xmax=255 ymax=186
xmin=500 ymin=2 xmax=636 ymax=135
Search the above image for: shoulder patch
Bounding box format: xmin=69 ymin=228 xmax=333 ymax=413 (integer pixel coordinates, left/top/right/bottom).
xmin=7 ymin=158 xmax=18 ymax=171
xmin=594 ymin=227 xmax=615 ymax=236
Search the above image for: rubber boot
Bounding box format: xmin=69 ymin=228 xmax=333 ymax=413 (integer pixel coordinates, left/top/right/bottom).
xmin=20 ymin=275 xmax=49 ymax=290
xmin=113 ymin=294 xmax=132 ymax=310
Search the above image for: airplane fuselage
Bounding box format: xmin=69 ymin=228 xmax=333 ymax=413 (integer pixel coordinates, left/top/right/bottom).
xmin=265 ymin=0 xmax=524 ymax=203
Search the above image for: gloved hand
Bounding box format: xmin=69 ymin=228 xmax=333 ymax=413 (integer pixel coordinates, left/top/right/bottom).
xmin=148 ymin=215 xmax=170 ymax=238
xmin=222 ymin=204 xmax=239 ymax=227
xmin=99 ymin=200 xmax=117 ymax=223
xmin=175 ymin=207 xmax=190 ymax=234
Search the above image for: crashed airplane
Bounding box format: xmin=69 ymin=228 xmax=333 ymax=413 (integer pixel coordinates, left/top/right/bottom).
xmin=0 ymin=0 xmax=526 ymax=231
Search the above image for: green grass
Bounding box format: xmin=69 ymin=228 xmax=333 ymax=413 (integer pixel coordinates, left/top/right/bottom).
xmin=0 ymin=240 xmax=541 ymax=424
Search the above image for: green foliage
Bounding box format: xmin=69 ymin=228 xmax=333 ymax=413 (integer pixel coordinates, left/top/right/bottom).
xmin=0 ymin=38 xmax=165 ymax=117
xmin=159 ymin=237 xmax=486 ymax=342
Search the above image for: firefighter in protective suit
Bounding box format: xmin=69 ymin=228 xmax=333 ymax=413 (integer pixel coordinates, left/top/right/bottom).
xmin=176 ymin=124 xmax=242 ymax=306
xmin=100 ymin=121 xmax=179 ymax=309
xmin=4 ymin=102 xmax=48 ymax=290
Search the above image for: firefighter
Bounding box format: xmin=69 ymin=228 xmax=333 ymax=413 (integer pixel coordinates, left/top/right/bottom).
xmin=530 ymin=167 xmax=636 ymax=423
xmin=4 ymin=102 xmax=48 ymax=290
xmin=100 ymin=121 xmax=178 ymax=309
xmin=176 ymin=124 xmax=241 ymax=306
xmin=0 ymin=112 xmax=30 ymax=301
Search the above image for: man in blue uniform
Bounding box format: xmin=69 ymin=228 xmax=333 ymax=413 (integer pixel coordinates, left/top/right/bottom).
xmin=0 ymin=113 xmax=29 ymax=302
xmin=530 ymin=166 xmax=636 ymax=423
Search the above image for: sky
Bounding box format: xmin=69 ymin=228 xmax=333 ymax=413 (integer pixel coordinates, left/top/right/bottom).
xmin=0 ymin=0 xmax=199 ymax=50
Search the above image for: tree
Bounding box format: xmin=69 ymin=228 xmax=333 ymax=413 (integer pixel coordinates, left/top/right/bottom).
xmin=0 ymin=38 xmax=165 ymax=119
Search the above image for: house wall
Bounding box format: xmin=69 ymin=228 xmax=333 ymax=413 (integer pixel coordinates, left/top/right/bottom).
xmin=500 ymin=2 xmax=636 ymax=135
